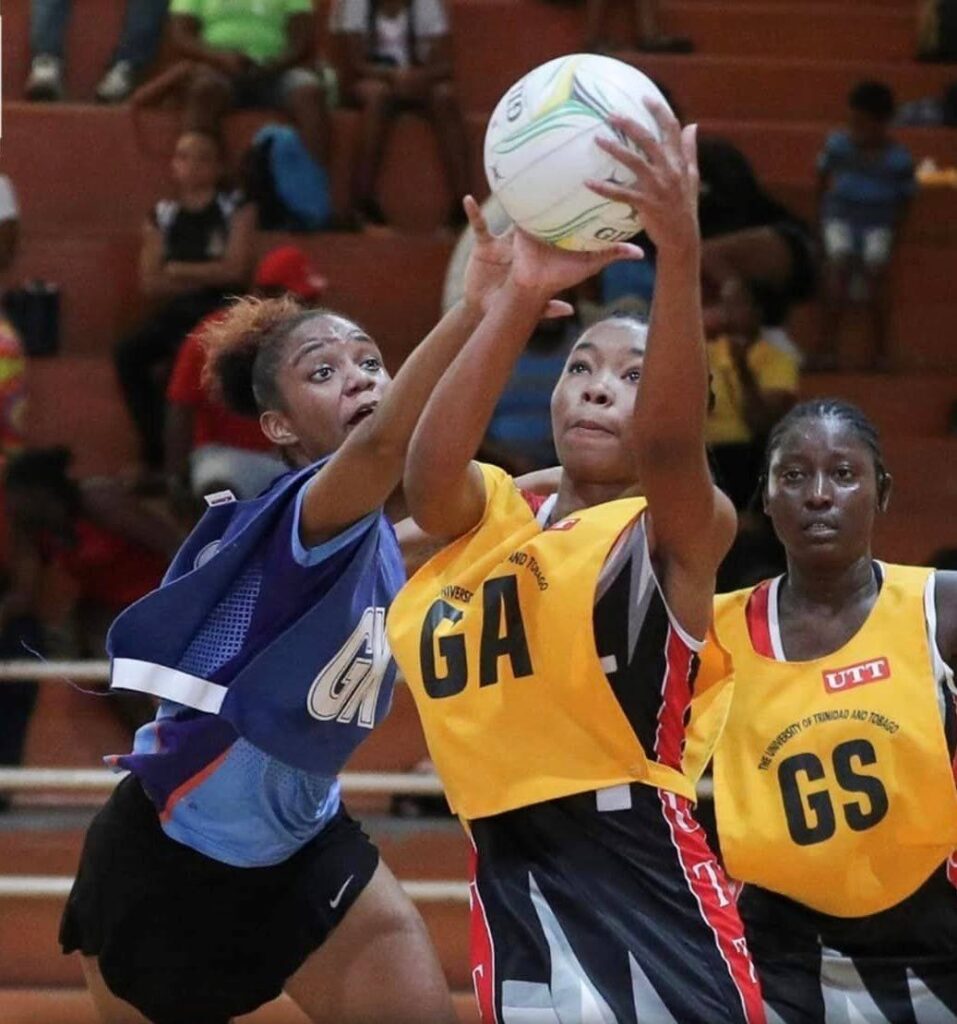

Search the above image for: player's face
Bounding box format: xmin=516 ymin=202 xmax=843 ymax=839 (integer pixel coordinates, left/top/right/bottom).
xmin=171 ymin=132 xmax=222 ymax=192
xmin=271 ymin=314 xmax=391 ymax=461
xmin=550 ymin=321 xmax=644 ymax=485
xmin=764 ymin=418 xmax=882 ymax=568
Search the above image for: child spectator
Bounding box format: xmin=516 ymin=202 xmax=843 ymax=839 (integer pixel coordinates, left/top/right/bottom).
xmin=332 ymin=0 xmax=470 ymax=227
xmin=816 ymin=80 xmax=916 ymax=371
xmin=25 ymin=0 xmax=168 ymax=103
xmin=585 ymin=0 xmax=692 ymax=53
xmin=706 ymin=278 xmax=799 ymax=511
xmin=114 ymin=128 xmax=255 ymax=481
xmin=164 ymin=245 xmax=326 ymax=512
xmin=169 ymin=0 xmax=328 ymax=166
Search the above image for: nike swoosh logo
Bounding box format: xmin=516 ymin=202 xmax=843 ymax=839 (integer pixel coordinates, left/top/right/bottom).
xmin=329 ymin=874 xmax=355 ymax=910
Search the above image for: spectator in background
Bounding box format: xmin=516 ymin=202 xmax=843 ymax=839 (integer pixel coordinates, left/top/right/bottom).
xmin=25 ymin=0 xmax=168 ymax=103
xmin=114 ymin=128 xmax=255 ymax=482
xmin=170 ymin=0 xmax=328 ymax=166
xmin=594 ymin=83 xmax=816 ymax=354
xmin=585 ymin=0 xmax=692 ymax=53
xmin=816 ymin=80 xmax=915 ymax=372
xmin=1 ymin=448 xmax=182 ymax=729
xmin=332 ymin=0 xmax=470 ymax=228
xmin=164 ymin=245 xmax=327 ymax=513
xmin=918 ymin=0 xmax=957 ymax=61
xmin=481 ymin=313 xmax=577 ymax=475
xmin=706 ymin=278 xmax=799 ymax=512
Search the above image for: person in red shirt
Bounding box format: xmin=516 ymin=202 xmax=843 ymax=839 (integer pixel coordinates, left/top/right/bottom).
xmin=165 ymin=245 xmax=327 ymax=514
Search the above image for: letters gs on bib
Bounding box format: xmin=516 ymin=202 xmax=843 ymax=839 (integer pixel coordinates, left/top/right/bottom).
xmin=308 ymin=607 xmax=390 ymax=727
xmin=778 ymin=738 xmax=890 ymax=847
xmin=420 ymin=574 xmax=533 ymax=699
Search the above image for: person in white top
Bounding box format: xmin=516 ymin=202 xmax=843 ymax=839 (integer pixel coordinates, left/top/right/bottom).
xmin=332 ymin=0 xmax=469 ymax=228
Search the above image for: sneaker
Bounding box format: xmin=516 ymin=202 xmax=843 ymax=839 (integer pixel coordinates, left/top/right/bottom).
xmin=24 ymin=55 xmax=64 ymax=102
xmin=95 ymin=60 xmax=136 ymax=104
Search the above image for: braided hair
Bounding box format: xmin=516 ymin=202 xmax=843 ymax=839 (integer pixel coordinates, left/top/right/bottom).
xmin=762 ymin=398 xmax=890 ymax=504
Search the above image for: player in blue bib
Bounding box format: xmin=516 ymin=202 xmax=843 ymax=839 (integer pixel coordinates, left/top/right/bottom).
xmin=59 ymin=199 xmax=597 ymax=1024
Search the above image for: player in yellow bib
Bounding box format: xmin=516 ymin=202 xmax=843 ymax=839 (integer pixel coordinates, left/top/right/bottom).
xmin=706 ymin=399 xmax=957 ymax=1023
xmin=388 ymin=102 xmax=766 ymax=1023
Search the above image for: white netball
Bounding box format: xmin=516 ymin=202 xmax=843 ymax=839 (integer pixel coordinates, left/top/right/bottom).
xmin=483 ymin=54 xmax=670 ymax=251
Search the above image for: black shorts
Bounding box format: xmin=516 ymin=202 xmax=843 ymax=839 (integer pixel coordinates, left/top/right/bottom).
xmin=60 ymin=775 xmax=380 ymax=1024
xmin=741 ymin=866 xmax=957 ymax=1023
xmin=468 ymin=783 xmax=765 ymax=1024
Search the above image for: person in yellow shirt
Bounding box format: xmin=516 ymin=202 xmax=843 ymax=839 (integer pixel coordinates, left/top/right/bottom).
xmin=707 ymin=278 xmax=799 ymax=511
xmin=388 ymin=103 xmax=765 ymax=1023
xmin=706 ymin=398 xmax=957 ymax=1023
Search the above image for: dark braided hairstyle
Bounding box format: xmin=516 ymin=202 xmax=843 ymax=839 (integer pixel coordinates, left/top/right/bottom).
xmin=201 ymin=295 xmax=326 ymax=417
xmin=762 ymin=398 xmax=891 ymax=504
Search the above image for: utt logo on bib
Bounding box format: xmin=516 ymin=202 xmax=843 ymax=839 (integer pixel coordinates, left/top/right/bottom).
xmin=822 ymin=657 xmax=891 ymax=694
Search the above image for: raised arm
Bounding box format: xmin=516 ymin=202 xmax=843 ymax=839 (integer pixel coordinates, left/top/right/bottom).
xmin=298 ymin=200 xmax=571 ymax=544
xmin=404 ymin=226 xmax=640 ymax=538
xmin=589 ymin=103 xmax=735 ymax=635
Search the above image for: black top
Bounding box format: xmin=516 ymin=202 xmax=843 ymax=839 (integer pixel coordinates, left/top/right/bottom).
xmin=152 ymin=192 xmax=243 ymax=265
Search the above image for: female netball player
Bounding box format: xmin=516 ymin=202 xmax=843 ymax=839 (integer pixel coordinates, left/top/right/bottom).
xmin=58 ymin=206 xmax=590 ymax=1024
xmin=387 ymin=102 xmax=765 ymax=1023
xmin=706 ymin=399 xmax=957 ymax=1023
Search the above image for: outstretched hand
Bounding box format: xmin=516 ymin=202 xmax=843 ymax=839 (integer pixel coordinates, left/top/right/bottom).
xmin=461 ymin=196 xmax=596 ymax=318
xmin=507 ymin=226 xmax=643 ymax=302
xmin=587 ymin=99 xmax=700 ymax=257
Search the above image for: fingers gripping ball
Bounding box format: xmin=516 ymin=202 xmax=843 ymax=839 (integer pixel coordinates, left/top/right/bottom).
xmin=484 ymin=54 xmax=670 ymax=251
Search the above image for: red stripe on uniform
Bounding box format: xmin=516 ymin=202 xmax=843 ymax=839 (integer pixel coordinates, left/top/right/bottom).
xmin=468 ymin=843 xmax=499 ymax=1024
xmin=745 ymin=581 xmax=775 ymax=659
xmin=659 ymin=790 xmax=766 ymax=1024
xmin=653 ymin=627 xmax=695 ymax=770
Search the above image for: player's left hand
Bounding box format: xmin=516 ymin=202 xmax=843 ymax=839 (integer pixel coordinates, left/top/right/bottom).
xmin=461 ymin=196 xmax=576 ymax=318
xmin=587 ymin=99 xmax=700 ymax=257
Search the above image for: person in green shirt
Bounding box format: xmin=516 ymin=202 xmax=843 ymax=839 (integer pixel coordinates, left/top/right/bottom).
xmin=170 ymin=0 xmax=328 ymax=164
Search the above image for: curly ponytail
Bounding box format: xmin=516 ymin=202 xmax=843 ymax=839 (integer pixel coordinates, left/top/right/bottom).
xmin=201 ymin=295 xmax=317 ymax=417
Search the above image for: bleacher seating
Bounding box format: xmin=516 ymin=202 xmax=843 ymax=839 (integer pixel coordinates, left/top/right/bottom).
xmin=0 ymin=1 xmax=954 ymax=1016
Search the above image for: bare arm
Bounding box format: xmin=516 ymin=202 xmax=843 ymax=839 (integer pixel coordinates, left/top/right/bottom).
xmin=264 ymin=12 xmax=315 ymax=72
xmin=164 ymin=204 xmax=257 ymax=290
xmin=299 ymin=299 xmax=483 ymax=545
xmin=729 ymin=342 xmax=797 ymax=436
xmin=81 ymin=481 xmax=184 ymax=558
xmin=343 ymin=32 xmax=397 ymax=82
xmin=590 ymin=106 xmax=736 ymax=636
xmin=297 ymin=197 xmax=570 ymax=545
xmin=405 ymin=226 xmax=640 ymax=538
xmin=139 ymin=221 xmax=194 ymax=299
xmin=169 ymin=14 xmax=250 ymax=73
